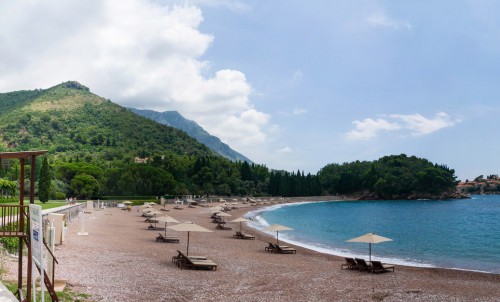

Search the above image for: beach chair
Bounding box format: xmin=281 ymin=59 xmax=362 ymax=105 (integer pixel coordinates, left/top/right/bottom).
xmin=265 ymin=242 xmax=278 ymax=252
xmin=274 ymin=243 xmax=296 ymax=254
xmin=172 ymin=250 xmax=207 ymax=265
xmin=239 ymin=232 xmax=255 ymax=240
xmin=175 ymin=250 xmax=217 ymax=271
xmin=341 ymin=257 xmax=361 ymax=270
xmin=354 ymin=258 xmax=373 ymax=272
xmin=370 ymin=261 xmax=395 ymax=273
xmin=216 ymin=223 xmax=232 ymax=230
xmin=156 ymin=233 xmax=180 ymax=243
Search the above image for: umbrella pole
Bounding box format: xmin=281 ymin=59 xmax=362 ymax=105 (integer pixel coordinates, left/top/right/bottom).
xmin=369 ymin=243 xmax=372 ymax=262
xmin=164 ymin=222 xmax=167 ymax=237
xmin=187 ymin=231 xmax=190 ymax=256
xmin=276 ymin=231 xmax=279 ymax=245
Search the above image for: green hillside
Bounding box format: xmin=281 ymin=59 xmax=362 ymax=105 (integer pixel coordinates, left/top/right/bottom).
xmin=0 ymin=81 xmax=213 ymax=159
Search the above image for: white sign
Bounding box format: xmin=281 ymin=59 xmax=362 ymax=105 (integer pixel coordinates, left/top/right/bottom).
xmin=29 ymin=205 xmax=43 ymax=266
xmin=29 ymin=204 xmax=44 ymax=301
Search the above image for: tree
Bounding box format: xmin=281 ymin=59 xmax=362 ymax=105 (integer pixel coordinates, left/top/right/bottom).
xmin=70 ymin=174 xmax=100 ymax=198
xmin=38 ymin=157 xmax=51 ymax=203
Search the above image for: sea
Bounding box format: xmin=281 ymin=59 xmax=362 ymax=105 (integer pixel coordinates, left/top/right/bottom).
xmin=245 ymin=195 xmax=500 ymax=274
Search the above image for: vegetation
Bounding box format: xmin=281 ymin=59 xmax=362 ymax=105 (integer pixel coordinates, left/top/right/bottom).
xmin=38 ymin=157 xmax=50 ymax=203
xmin=318 ymin=154 xmax=458 ymax=199
xmin=3 ymin=281 xmax=92 ymax=302
xmin=0 ymin=82 xmax=321 ymax=199
xmin=0 ymin=82 xmax=458 ymax=200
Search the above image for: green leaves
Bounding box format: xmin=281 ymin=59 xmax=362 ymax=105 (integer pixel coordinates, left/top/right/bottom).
xmin=319 ymin=154 xmax=457 ymax=199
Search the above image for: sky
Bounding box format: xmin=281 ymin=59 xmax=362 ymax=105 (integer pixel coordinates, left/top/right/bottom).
xmin=1 ymin=0 xmax=500 ymax=181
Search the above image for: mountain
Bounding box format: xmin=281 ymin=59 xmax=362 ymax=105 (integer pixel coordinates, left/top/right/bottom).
xmin=129 ymin=108 xmax=253 ymax=163
xmin=0 ymin=81 xmax=214 ymax=160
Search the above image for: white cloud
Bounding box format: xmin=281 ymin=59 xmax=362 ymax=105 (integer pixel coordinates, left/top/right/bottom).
xmin=347 ymin=112 xmax=460 ymax=140
xmin=278 ymin=146 xmax=293 ymax=153
xmin=390 ymin=112 xmax=460 ymax=136
xmin=347 ymin=118 xmax=401 ymax=140
xmin=366 ymin=11 xmax=412 ymax=31
xmin=278 ymin=108 xmax=307 ymax=116
xmin=289 ymin=70 xmax=303 ymax=84
xmin=167 ymin=0 xmax=251 ymax=13
xmin=0 ymin=0 xmax=269 ymax=148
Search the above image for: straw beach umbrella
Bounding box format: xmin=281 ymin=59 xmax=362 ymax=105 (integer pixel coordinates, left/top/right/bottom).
xmin=215 ymin=212 xmax=231 ymax=223
xmin=168 ymin=222 xmax=212 ymax=255
xmin=346 ymin=233 xmax=393 ymax=262
xmin=155 ymin=215 xmax=180 ymax=237
xmin=230 ymin=217 xmax=251 ymax=232
xmin=264 ymin=224 xmax=293 ymax=245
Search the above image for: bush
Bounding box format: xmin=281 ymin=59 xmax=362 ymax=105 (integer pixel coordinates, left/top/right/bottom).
xmin=0 ymin=198 xmax=17 ymax=204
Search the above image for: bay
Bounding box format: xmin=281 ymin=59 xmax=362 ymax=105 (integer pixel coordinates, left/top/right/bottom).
xmin=247 ymin=195 xmax=500 ymax=274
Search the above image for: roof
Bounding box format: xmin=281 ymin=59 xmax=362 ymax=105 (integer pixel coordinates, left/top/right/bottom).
xmin=0 ymin=150 xmax=48 ymax=159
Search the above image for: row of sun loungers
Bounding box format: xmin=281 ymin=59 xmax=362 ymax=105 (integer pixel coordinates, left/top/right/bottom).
xmin=341 ymin=257 xmax=395 ymax=273
xmin=265 ymin=242 xmax=296 ymax=254
xmin=172 ymin=250 xmax=218 ymax=271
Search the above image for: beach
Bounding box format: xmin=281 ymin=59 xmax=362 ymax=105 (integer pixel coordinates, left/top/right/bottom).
xmin=5 ymin=201 xmax=500 ymax=301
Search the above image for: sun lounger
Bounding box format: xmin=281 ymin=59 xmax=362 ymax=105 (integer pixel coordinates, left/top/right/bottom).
xmin=370 ymin=261 xmax=395 ymax=273
xmin=174 ymin=250 xmax=217 ymax=271
xmin=265 ymin=242 xmax=278 ymax=252
xmin=354 ymin=258 xmax=373 ymax=272
xmin=216 ymin=223 xmax=232 ymax=230
xmin=273 ymin=243 xmax=296 ymax=254
xmin=233 ymin=231 xmax=255 ymax=240
xmin=156 ymin=233 xmax=180 ymax=243
xmin=341 ymin=257 xmax=362 ymax=270
xmin=265 ymin=243 xmax=295 ymax=254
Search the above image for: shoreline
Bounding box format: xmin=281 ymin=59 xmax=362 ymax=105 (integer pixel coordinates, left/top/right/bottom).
xmin=4 ymin=199 xmax=500 ymax=301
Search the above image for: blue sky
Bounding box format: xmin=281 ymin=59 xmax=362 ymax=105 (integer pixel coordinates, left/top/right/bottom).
xmin=1 ymin=0 xmax=500 ymax=181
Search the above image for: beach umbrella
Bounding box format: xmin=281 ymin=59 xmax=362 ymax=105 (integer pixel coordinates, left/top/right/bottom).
xmin=215 ymin=212 xmax=231 ymax=222
xmin=123 ymin=201 xmax=132 ymax=205
xmin=211 ymin=207 xmax=223 ymax=213
xmin=264 ymin=224 xmax=293 ymax=245
xmin=154 ymin=215 xmax=180 ymax=237
xmin=346 ymin=233 xmax=393 ymax=262
xmin=168 ymin=222 xmax=212 ymax=256
xmin=144 ymin=209 xmax=162 ymax=217
xmin=229 ymin=217 xmax=250 ymax=232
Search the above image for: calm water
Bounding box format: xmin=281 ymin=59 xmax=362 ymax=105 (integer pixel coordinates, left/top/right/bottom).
xmin=246 ymin=195 xmax=500 ymax=274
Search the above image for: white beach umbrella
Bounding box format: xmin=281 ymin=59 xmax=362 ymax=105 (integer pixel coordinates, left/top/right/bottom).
xmin=155 ymin=215 xmax=180 ymax=237
xmin=346 ymin=233 xmax=393 ymax=262
xmin=144 ymin=209 xmax=162 ymax=217
xmin=168 ymin=222 xmax=213 ymax=256
xmin=264 ymin=224 xmax=293 ymax=245
xmin=211 ymin=207 xmax=223 ymax=213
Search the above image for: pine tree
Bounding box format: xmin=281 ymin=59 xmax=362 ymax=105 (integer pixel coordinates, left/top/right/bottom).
xmin=38 ymin=157 xmax=51 ymax=203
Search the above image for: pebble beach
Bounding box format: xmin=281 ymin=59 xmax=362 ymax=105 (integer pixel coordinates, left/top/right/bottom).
xmin=5 ymin=201 xmax=500 ymax=301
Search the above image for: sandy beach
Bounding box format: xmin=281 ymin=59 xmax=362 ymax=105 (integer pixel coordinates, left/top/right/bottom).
xmin=6 ymin=201 xmax=500 ymax=301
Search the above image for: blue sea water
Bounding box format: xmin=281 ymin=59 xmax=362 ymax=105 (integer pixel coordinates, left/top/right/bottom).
xmin=246 ymin=195 xmax=500 ymax=274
